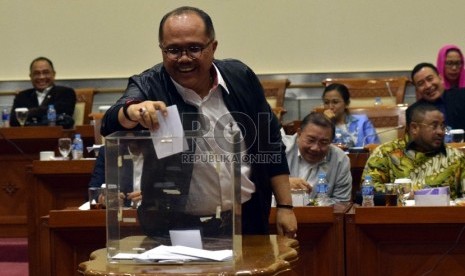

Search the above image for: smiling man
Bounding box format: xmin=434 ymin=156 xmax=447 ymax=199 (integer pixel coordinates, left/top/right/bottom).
xmin=9 ymin=57 xmax=76 ymax=127
xmin=282 ymin=112 xmax=352 ymax=202
xmin=101 ymin=6 xmax=296 ymax=238
xmin=362 ymin=101 xmax=465 ymax=199
xmin=411 ymin=62 xmax=465 ymax=132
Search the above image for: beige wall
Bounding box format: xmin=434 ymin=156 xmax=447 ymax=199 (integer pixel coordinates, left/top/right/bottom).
xmin=1 ymin=0 xmax=464 ymax=80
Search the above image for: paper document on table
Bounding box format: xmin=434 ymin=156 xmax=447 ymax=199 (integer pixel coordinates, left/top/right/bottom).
xmin=135 ymin=245 xmax=202 ymax=262
xmin=134 ymin=245 xmax=232 ymax=262
xmin=167 ymin=245 xmax=233 ymax=261
xmin=151 ymin=105 xmax=187 ymax=159
xmin=169 ymin=229 xmax=203 ymax=249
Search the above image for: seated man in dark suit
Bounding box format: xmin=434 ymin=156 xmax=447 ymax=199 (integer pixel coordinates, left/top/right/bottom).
xmin=9 ymin=56 xmax=76 ymax=127
xmin=411 ymin=62 xmax=465 ymax=135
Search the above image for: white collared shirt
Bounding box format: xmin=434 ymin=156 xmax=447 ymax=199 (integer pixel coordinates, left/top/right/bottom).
xmin=36 ymin=86 xmax=52 ymax=105
xmin=171 ymin=64 xmax=255 ymax=216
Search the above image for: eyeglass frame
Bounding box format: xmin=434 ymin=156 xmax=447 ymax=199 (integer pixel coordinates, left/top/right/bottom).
xmin=413 ymin=121 xmax=447 ymax=132
xmin=160 ymin=39 xmax=214 ymax=61
xmin=445 ymin=60 xmax=463 ymax=68
xmin=299 ymin=136 xmax=332 ymax=149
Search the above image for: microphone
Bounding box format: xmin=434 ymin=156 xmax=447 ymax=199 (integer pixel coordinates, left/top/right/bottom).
xmin=349 ymin=125 xmax=404 ymax=153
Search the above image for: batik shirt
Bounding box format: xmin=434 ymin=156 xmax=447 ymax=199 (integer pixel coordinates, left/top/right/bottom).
xmin=362 ymin=135 xmax=465 ymax=199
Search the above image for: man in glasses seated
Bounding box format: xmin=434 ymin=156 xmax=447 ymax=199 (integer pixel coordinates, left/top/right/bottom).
xmin=362 ymin=101 xmax=465 ymax=199
xmin=282 ymin=112 xmax=352 ymax=203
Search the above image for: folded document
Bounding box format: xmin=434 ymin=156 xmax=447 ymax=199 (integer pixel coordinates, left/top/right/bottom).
xmin=112 ymin=245 xmax=233 ymax=263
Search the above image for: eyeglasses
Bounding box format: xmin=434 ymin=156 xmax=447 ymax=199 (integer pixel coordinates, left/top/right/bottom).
xmin=415 ymin=122 xmax=447 ymax=131
xmin=445 ymin=61 xmax=462 ymax=68
xmin=301 ymin=138 xmax=331 ymax=148
xmin=160 ymin=40 xmax=213 ymax=61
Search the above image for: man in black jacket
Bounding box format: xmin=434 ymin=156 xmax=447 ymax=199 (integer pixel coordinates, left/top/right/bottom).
xmin=411 ymin=62 xmax=465 ymax=132
xmin=101 ymin=6 xmax=297 ymax=237
xmin=9 ymin=56 xmax=76 ymax=127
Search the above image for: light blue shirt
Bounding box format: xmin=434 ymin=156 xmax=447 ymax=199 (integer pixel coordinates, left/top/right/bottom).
xmin=336 ymin=114 xmax=380 ymax=147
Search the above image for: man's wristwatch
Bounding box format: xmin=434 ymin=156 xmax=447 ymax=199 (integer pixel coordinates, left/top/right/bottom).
xmin=276 ymin=204 xmax=294 ymax=210
xmin=122 ymin=99 xmax=141 ymax=122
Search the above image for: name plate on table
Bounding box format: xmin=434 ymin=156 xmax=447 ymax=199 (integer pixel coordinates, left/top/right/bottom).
xmin=414 ymin=187 xmax=450 ymax=206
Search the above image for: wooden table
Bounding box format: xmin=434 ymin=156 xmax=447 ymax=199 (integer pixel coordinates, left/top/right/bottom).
xmin=42 ymin=209 xmax=299 ymax=276
xmin=345 ymin=206 xmax=465 ymax=275
xmin=0 ymin=125 xmax=94 ymax=237
xmin=28 ymin=159 xmax=96 ymax=276
xmin=270 ymin=203 xmax=350 ymax=276
xmin=42 ymin=203 xmax=351 ymax=276
xmin=78 ymin=235 xmax=298 ymax=276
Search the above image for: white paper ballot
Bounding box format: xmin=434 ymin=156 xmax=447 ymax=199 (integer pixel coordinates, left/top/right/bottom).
xmin=167 ymin=245 xmax=233 ymax=262
xmin=151 ymin=105 xmax=187 ymax=159
xmin=169 ymin=229 xmax=203 ymax=249
xmin=135 ymin=245 xmax=202 ymax=262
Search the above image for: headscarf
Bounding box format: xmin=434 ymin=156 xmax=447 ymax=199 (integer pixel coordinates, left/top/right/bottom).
xmin=436 ymin=44 xmax=465 ymax=89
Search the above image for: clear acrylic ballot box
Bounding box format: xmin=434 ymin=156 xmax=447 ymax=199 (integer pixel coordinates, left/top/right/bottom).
xmin=104 ymin=130 xmax=242 ymax=264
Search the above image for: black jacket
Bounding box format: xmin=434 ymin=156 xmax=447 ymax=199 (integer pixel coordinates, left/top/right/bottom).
xmin=101 ymin=59 xmax=288 ymax=234
xmin=10 ymin=85 xmax=76 ymax=126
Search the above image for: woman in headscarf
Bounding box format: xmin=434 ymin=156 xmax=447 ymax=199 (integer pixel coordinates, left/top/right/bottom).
xmin=436 ymin=44 xmax=465 ymax=89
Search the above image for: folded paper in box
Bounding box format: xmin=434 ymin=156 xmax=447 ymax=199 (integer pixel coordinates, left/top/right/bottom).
xmin=414 ymin=187 xmax=450 ymax=206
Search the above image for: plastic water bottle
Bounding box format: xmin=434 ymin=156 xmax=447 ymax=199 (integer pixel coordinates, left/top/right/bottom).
xmin=315 ymin=172 xmax=329 ymax=206
xmin=1 ymin=108 xmax=10 ymax=128
xmin=374 ymin=97 xmax=382 ymax=106
xmin=47 ymin=104 xmax=57 ymax=126
xmin=333 ymin=129 xmax=347 ymax=150
xmin=361 ymin=175 xmax=375 ymax=207
xmin=72 ymin=133 xmax=84 ymax=160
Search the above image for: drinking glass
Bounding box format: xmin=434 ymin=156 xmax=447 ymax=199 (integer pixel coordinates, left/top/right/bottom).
xmin=58 ymin=138 xmax=72 ymax=160
xmin=397 ymin=182 xmax=413 ymax=206
xmin=15 ymin=107 xmax=29 ymax=127
xmin=384 ymin=183 xmax=398 ymax=206
xmin=450 ymin=129 xmax=464 ymax=143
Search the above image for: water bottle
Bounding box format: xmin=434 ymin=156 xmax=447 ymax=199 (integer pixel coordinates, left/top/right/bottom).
xmin=333 ymin=129 xmax=347 ymax=150
xmin=72 ymin=133 xmax=84 ymax=160
xmin=47 ymin=104 xmax=57 ymax=126
xmin=374 ymin=97 xmax=382 ymax=106
xmin=444 ymin=126 xmax=452 ymax=143
xmin=1 ymin=108 xmax=10 ymax=128
xmin=315 ymin=172 xmax=329 ymax=206
xmin=361 ymin=175 xmax=375 ymax=207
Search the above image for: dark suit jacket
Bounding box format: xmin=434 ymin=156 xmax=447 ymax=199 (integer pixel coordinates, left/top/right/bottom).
xmin=101 ymin=59 xmax=288 ymax=235
xmin=444 ymin=88 xmax=465 ymax=130
xmin=9 ymin=85 xmax=76 ymax=126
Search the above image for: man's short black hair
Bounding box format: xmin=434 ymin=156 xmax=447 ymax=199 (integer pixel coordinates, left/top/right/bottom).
xmin=300 ymin=111 xmax=335 ymax=140
xmin=411 ymin=62 xmax=439 ymax=83
xmin=158 ymin=6 xmax=215 ymax=43
xmin=29 ymin=56 xmax=55 ymax=72
xmin=406 ymin=100 xmax=440 ymax=126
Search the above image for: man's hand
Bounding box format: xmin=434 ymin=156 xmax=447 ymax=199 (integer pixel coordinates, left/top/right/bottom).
xmin=276 ymin=208 xmax=297 ymax=239
xmin=271 ymin=174 xmax=298 ymax=238
xmin=289 ymin=177 xmax=312 ymax=192
xmin=126 ymin=191 xmax=142 ymax=208
xmin=119 ymin=100 xmax=168 ymax=130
